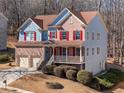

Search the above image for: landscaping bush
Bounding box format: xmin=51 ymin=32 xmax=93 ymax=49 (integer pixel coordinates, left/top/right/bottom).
xmin=77 ymin=70 xmax=92 ymax=85
xmin=54 ymin=65 xmax=78 ymax=78
xmin=63 ymin=65 xmax=78 ymax=73
xmin=66 ymin=70 xmax=77 ymax=81
xmin=54 ymin=66 xmax=65 ymax=78
xmin=42 ymin=65 xmax=56 ymax=75
xmin=89 ymin=77 xmax=101 ymax=91
xmin=46 ymin=82 xmax=64 ymax=89
xmin=0 ymin=54 xmax=9 ymax=62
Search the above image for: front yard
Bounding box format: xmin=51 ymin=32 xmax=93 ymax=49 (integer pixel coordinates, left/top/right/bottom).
xmin=9 ymin=74 xmax=100 ymax=93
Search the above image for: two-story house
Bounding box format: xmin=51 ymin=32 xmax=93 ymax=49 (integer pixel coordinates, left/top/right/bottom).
xmin=16 ymin=8 xmax=108 ymax=75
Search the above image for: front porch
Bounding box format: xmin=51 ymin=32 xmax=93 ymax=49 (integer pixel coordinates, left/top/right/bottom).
xmin=46 ymin=46 xmax=85 ymax=65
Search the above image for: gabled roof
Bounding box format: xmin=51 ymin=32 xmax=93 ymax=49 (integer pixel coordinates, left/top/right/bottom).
xmin=35 ymin=8 xmax=98 ymax=28
xmin=18 ymin=18 xmax=43 ymax=32
xmin=80 ymin=11 xmax=98 ymax=24
xmin=34 ymin=15 xmax=57 ymax=29
xmin=18 ymin=8 xmax=99 ymax=31
xmin=31 ymin=18 xmax=43 ymax=28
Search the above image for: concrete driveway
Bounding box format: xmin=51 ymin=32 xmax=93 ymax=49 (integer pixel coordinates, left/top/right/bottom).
xmin=0 ymin=67 xmax=29 ymax=88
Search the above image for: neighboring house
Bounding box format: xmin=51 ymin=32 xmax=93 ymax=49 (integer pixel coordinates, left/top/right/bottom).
xmin=16 ymin=8 xmax=108 ymax=75
xmin=0 ymin=13 xmax=8 ymax=50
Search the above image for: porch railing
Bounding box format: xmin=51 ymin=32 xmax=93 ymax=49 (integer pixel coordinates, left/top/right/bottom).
xmin=54 ymin=56 xmax=83 ymax=64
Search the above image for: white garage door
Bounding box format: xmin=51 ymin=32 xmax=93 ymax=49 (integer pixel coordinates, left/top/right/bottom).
xmin=20 ymin=57 xmax=29 ymax=68
xmin=33 ymin=58 xmax=40 ymax=68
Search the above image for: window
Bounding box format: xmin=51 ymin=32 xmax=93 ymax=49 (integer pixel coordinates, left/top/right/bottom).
xmin=62 ymin=32 xmax=67 ymax=39
xmin=68 ymin=48 xmax=74 ymax=56
xmin=87 ymin=48 xmax=89 ymax=56
xmin=97 ymin=33 xmax=100 ymax=40
xmin=30 ymin=32 xmax=34 ymax=41
xmin=52 ymin=32 xmax=56 ymax=38
xmin=76 ymin=48 xmax=80 ymax=56
xmin=75 ymin=31 xmax=80 ymax=40
xmin=26 ymin=32 xmax=30 ymax=37
xmin=62 ymin=48 xmax=66 ymax=56
xmin=97 ymin=47 xmax=100 ymax=54
xmin=92 ymin=48 xmax=94 ymax=55
xmin=86 ymin=32 xmax=89 ymax=40
xmin=25 ymin=31 xmax=35 ymax=41
xmin=92 ymin=32 xmax=94 ymax=40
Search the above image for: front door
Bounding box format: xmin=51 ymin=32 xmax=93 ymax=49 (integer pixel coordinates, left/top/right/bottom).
xmin=45 ymin=47 xmax=53 ymax=61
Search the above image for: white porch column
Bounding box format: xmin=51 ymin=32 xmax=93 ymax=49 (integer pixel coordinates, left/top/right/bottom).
xmin=80 ymin=46 xmax=83 ymax=63
xmin=53 ymin=47 xmax=54 ymax=62
xmin=66 ymin=47 xmax=68 ymax=63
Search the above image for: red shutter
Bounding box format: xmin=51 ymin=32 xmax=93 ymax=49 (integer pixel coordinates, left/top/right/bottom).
xmin=60 ymin=32 xmax=62 ymax=40
xmin=73 ymin=47 xmax=75 ymax=56
xmin=24 ymin=32 xmax=26 ymax=41
xmin=34 ymin=32 xmax=36 ymax=41
xmin=66 ymin=31 xmax=69 ymax=40
xmin=80 ymin=31 xmax=83 ymax=40
xmin=50 ymin=32 xmax=52 ymax=39
xmin=73 ymin=31 xmax=75 ymax=40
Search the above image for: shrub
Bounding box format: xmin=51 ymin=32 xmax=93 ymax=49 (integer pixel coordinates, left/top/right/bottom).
xmin=63 ymin=65 xmax=78 ymax=73
xmin=46 ymin=82 xmax=64 ymax=89
xmin=54 ymin=66 xmax=65 ymax=78
xmin=42 ymin=65 xmax=56 ymax=75
xmin=66 ymin=70 xmax=77 ymax=81
xmin=0 ymin=54 xmax=9 ymax=62
xmin=77 ymin=70 xmax=92 ymax=85
xmin=89 ymin=77 xmax=101 ymax=91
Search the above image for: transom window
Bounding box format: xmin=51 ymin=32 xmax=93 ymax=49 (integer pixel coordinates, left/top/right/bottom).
xmin=62 ymin=32 xmax=67 ymax=39
xmin=75 ymin=31 xmax=80 ymax=40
